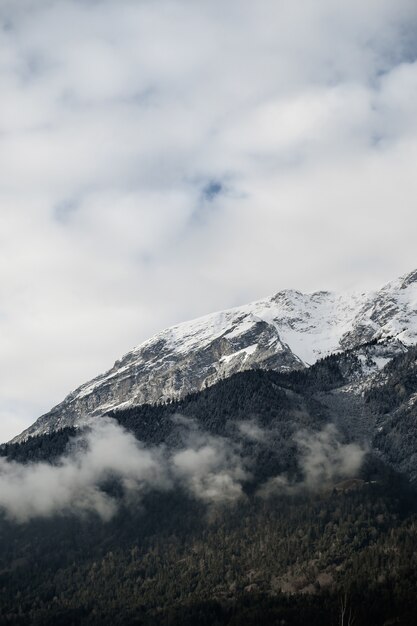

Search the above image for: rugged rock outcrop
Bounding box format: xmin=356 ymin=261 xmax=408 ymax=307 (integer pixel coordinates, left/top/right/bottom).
xmin=13 ymin=269 xmax=417 ymax=442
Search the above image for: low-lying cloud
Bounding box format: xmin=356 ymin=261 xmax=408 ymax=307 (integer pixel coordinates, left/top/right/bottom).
xmin=0 ymin=420 xmax=168 ymax=522
xmin=0 ymin=419 xmax=367 ymax=522
xmin=172 ymin=416 xmax=250 ymax=503
xmin=237 ymin=419 xmax=268 ymax=443
xmin=0 ymin=417 xmax=250 ymax=522
xmin=297 ymin=424 xmax=366 ymax=489
xmin=257 ymin=424 xmax=367 ymax=498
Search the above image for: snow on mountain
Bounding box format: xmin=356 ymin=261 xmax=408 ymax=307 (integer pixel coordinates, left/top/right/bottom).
xmin=12 ymin=269 xmax=417 ymax=443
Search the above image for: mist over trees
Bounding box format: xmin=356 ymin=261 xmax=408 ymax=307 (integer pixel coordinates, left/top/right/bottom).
xmin=1 ymin=349 xmax=417 ymax=624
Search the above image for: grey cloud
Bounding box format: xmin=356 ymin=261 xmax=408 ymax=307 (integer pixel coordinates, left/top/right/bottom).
xmin=237 ymin=420 xmax=268 ymax=444
xmin=257 ymin=425 xmax=367 ymax=498
xmin=53 ymin=197 xmax=79 ymax=223
xmin=172 ymin=444 xmax=246 ymax=504
xmin=0 ymin=418 xmax=368 ymax=521
xmin=171 ymin=418 xmax=250 ymax=503
xmin=0 ymin=417 xmax=250 ymax=522
xmin=0 ymin=419 xmax=169 ymax=522
xmin=296 ymin=425 xmax=367 ymax=489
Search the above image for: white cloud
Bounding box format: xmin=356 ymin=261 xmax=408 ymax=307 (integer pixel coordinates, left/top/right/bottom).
xmin=0 ymin=419 xmax=168 ymax=522
xmin=0 ymin=0 xmax=417 ymax=439
xmin=172 ymin=420 xmax=250 ymax=503
xmin=257 ymin=425 xmax=366 ymax=497
xmin=238 ymin=420 xmax=268 ymax=443
xmin=0 ymin=418 xmax=367 ymax=521
xmin=0 ymin=417 xmax=249 ymax=521
xmin=296 ymin=425 xmax=366 ymax=489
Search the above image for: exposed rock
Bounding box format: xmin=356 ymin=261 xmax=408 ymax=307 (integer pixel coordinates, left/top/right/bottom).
xmin=12 ymin=268 xmax=417 ymax=443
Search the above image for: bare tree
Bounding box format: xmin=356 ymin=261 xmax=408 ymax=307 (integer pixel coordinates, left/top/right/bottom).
xmin=339 ymin=592 xmax=355 ymax=626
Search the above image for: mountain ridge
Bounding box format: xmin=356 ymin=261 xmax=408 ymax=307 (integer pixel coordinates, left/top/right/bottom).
xmin=12 ymin=268 xmax=417 ymax=443
xmin=3 ymin=310 xmax=417 ymax=625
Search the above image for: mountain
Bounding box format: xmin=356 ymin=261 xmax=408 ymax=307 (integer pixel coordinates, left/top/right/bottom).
xmin=3 ymin=271 xmax=417 ymax=625
xmin=2 ymin=352 xmax=417 ymax=625
xmin=13 ymin=268 xmax=417 ymax=443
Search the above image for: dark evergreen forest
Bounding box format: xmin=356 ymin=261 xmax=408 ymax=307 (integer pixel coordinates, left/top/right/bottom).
xmin=1 ymin=347 xmax=417 ymax=625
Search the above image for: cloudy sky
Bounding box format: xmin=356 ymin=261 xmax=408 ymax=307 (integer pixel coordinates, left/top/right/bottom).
xmin=1 ymin=0 xmax=417 ymax=441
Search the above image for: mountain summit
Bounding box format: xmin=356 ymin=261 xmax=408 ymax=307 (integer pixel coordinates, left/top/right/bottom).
xmin=13 ymin=269 xmax=417 ymax=443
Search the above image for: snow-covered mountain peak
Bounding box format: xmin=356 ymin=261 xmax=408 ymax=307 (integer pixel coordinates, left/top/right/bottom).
xmin=399 ymin=268 xmax=417 ymax=290
xmin=12 ymin=269 xmax=417 ymax=443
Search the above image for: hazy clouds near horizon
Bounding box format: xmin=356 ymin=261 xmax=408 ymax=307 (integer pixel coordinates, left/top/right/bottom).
xmin=1 ymin=0 xmax=417 ymax=440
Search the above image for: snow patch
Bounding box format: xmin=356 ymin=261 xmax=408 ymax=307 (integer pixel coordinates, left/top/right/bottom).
xmin=220 ymin=344 xmax=258 ymax=364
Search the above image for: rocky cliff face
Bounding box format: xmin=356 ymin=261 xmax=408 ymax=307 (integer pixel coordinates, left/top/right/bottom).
xmin=13 ymin=269 xmax=417 ymax=443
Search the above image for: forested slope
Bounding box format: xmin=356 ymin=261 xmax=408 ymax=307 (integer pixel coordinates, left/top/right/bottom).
xmin=1 ymin=347 xmax=417 ymax=624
